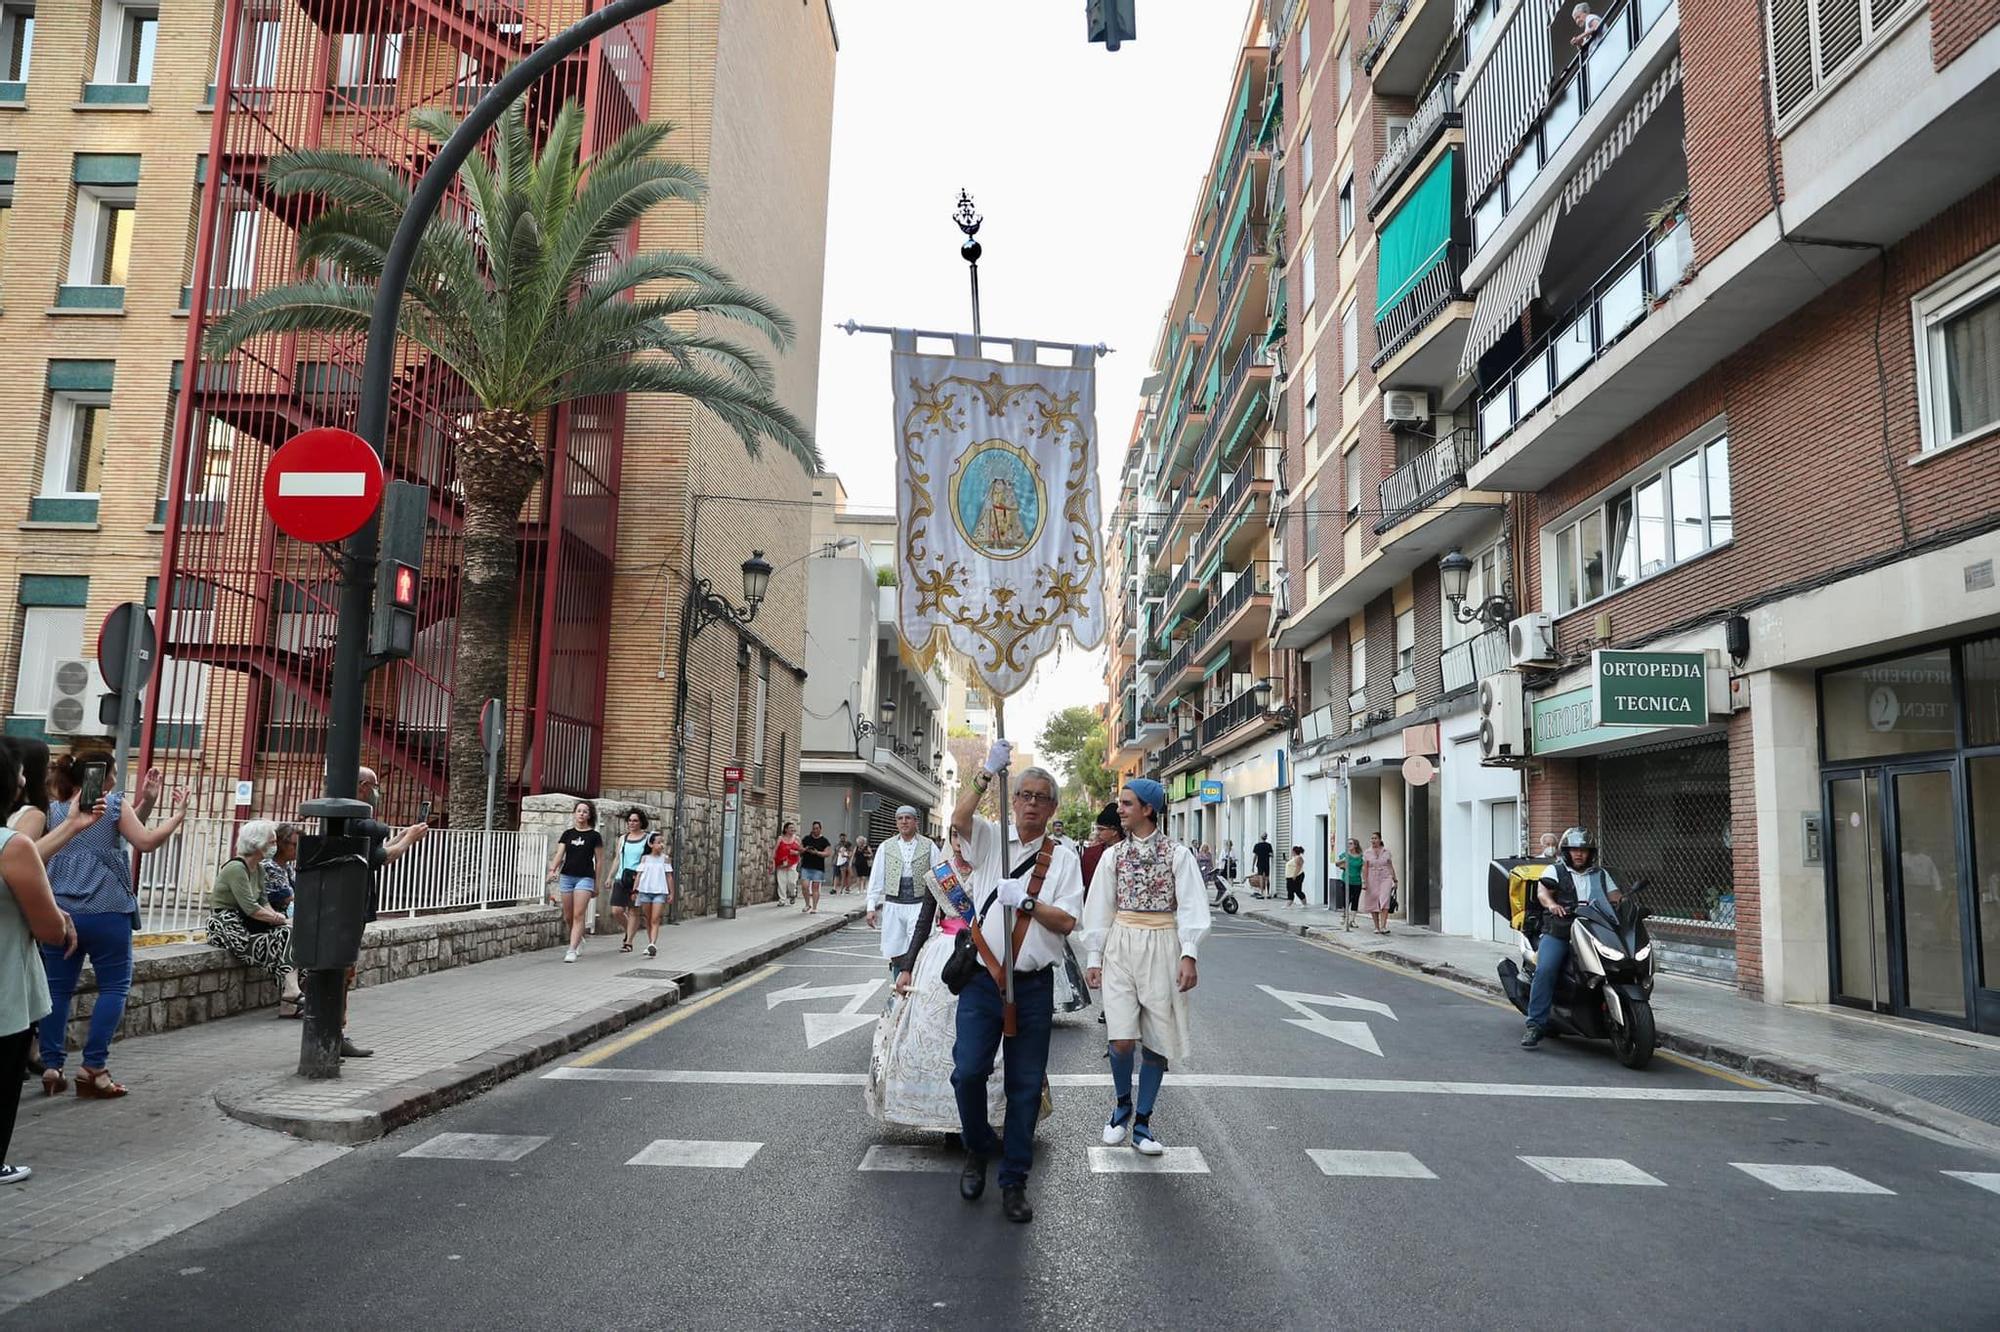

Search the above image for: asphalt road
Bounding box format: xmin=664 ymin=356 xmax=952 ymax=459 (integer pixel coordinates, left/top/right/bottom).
xmin=17 ymin=920 xmax=2000 ymax=1330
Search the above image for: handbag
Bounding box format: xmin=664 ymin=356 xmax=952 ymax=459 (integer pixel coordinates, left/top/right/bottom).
xmin=942 ymin=845 xmax=1048 ymax=996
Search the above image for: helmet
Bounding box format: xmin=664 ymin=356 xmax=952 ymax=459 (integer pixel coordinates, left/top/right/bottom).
xmin=1559 ymin=827 xmax=1597 ymax=869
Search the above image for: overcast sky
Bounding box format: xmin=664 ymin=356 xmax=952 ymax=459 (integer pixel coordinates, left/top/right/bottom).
xmin=811 ymin=0 xmax=1248 ymax=749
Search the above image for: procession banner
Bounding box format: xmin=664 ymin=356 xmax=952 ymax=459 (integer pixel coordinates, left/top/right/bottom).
xmin=892 ymin=347 xmax=1106 ymax=696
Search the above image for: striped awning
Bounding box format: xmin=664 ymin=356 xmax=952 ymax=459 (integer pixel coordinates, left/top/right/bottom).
xmin=1462 ymin=0 xmax=1563 ymax=204
xmin=1459 ymin=206 xmax=1560 ymax=375
xmin=1559 ymin=54 xmax=1684 ymax=214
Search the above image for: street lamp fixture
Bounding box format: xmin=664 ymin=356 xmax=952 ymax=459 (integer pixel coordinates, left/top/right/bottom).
xmin=689 ymin=550 xmax=772 ymax=638
xmin=1440 ymin=546 xmax=1515 ymax=631
xmin=852 ymin=695 xmax=898 ymax=745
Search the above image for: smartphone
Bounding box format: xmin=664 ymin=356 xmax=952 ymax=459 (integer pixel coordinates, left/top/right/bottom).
xmin=78 ymin=760 xmax=110 ymax=812
xmin=418 ymin=800 xmax=435 ymax=826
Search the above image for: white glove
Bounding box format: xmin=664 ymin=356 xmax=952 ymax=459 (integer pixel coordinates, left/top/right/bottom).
xmin=993 ymin=880 xmax=1028 ymax=910
xmin=982 ymin=739 xmax=1013 ymax=774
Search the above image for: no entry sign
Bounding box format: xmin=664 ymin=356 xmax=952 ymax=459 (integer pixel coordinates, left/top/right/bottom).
xmin=262 ymin=428 xmax=384 ymax=544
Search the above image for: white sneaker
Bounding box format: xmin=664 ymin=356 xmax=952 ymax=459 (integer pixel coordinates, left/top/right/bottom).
xmin=1131 ymin=1125 xmax=1166 ymax=1157
xmin=1101 ymin=1109 xmax=1132 ymax=1146
xmin=563 ymin=947 xmax=579 ymax=963
xmin=645 ymin=944 xmax=657 ymax=958
xmin=0 ymin=1165 xmax=30 ymax=1184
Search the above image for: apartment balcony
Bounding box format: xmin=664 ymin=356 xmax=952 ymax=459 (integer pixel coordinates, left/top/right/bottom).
xmin=1192 ymin=562 xmax=1277 ymax=668
xmin=1200 ymin=677 xmax=1288 ymax=753
xmin=1157 ymin=636 xmax=1199 ymax=699
xmin=1192 ymin=449 xmax=1278 ymax=572
xmin=1374 ymin=426 xmax=1483 ymax=537
xmin=1362 ymin=0 xmax=1459 ymax=99
xmin=1373 ymin=242 xmax=1473 ymax=390
xmin=1470 ymin=219 xmax=1692 ymax=490
xmin=1370 ymin=75 xmax=1460 ymax=218
xmin=1192 ymin=339 xmax=1276 ymax=488
xmin=1163 ymin=559 xmax=1207 ymax=624
xmin=1158 ymin=730 xmax=1202 ymax=776
xmin=1440 ymin=626 xmax=1512 ymax=696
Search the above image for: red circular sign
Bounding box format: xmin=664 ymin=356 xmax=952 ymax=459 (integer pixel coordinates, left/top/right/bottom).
xmin=262 ymin=427 xmax=385 ymax=544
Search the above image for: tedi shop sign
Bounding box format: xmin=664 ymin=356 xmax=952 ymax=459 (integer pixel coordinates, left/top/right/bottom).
xmin=1591 ymin=650 xmax=1708 ymax=727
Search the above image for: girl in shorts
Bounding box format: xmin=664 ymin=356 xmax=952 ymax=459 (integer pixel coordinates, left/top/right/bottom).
xmin=633 ymin=831 xmax=674 ymax=959
xmin=610 ymin=808 xmax=650 ymax=953
xmin=550 ymin=802 xmax=603 ymax=964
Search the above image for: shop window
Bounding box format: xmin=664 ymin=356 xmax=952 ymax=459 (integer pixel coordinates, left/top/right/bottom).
xmin=1913 ymin=242 xmax=2000 ymax=455
xmin=1970 ymin=755 xmax=2000 ymax=993
xmin=1819 ymin=648 xmax=1955 ymax=763
xmin=42 ymin=391 xmax=110 ymax=499
xmin=10 ymin=602 xmax=85 ymax=725
xmin=1547 ymin=428 xmax=1730 ymax=615
xmin=0 ymin=3 xmax=30 ymax=92
xmin=1597 ymin=736 xmax=1733 ymax=932
xmin=1960 ymin=633 xmax=2000 ymax=748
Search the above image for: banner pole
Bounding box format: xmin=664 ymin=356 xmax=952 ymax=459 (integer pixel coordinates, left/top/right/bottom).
xmin=995 ymin=696 xmax=1016 ymax=1035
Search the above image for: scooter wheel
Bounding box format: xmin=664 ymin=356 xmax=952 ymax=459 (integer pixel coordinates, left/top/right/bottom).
xmin=1222 ymin=894 xmax=1239 ymax=915
xmin=1612 ymin=1000 xmax=1656 ymax=1070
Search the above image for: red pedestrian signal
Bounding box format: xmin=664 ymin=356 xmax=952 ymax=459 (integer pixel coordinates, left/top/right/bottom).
xmin=390 ymin=562 xmax=418 ymax=609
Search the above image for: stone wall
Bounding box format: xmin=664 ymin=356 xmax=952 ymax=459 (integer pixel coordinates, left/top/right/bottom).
xmin=50 ymin=906 xmax=563 ymax=1053
xmin=524 ymin=790 xmax=785 ymax=919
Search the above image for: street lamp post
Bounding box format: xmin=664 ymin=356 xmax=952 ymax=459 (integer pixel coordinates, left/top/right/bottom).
xmin=1439 ymin=546 xmax=1515 ymax=631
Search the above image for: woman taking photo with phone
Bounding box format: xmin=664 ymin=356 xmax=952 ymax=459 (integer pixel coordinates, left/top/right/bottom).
xmin=1 ymin=743 xmax=76 ymax=1183
xmin=36 ymin=750 xmax=187 ymax=1099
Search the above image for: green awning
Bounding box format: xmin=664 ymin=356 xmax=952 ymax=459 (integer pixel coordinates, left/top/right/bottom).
xmin=1375 ymin=148 xmax=1456 ymax=320
xmin=1256 ymin=84 xmax=1283 ymax=148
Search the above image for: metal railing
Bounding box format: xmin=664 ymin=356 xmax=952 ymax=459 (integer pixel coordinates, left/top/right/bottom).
xmin=1161 ymin=637 xmax=1196 ymax=686
xmin=136 ymin=820 xmax=553 ymax=937
xmin=1478 ymin=219 xmax=1691 ymax=452
xmin=1361 ymin=0 xmax=1413 ymax=69
xmin=1160 ymin=730 xmax=1201 ymax=770
xmin=1440 ymin=626 xmax=1510 ymax=695
xmin=1190 ymin=561 xmax=1276 ymax=658
xmin=1201 ymin=678 xmax=1279 ymax=745
xmin=1164 ymin=559 xmax=1202 ymax=616
xmin=1372 ymin=241 xmax=1470 ymax=368
xmin=1192 ymin=341 xmax=1275 ymax=483
xmin=1218 ymin=225 xmax=1270 ymax=317
xmin=1375 ymin=427 xmax=1479 ymax=533
xmin=1194 ymin=450 xmax=1273 ymax=563
xmin=1370 ymin=73 xmax=1460 ymax=209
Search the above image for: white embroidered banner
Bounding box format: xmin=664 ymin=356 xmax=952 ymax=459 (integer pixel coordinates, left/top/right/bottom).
xmin=892 ymin=348 xmax=1105 ymax=697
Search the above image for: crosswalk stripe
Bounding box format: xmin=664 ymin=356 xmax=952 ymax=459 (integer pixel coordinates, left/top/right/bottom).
xmin=1087 ymin=1146 xmax=1210 ymax=1174
xmin=626 ymin=1139 xmax=764 ymax=1169
xmin=1731 ymin=1163 xmax=1894 ymax=1194
xmin=1942 ymin=1170 xmax=2000 ymax=1196
xmin=1307 ymin=1149 xmax=1436 ymax=1179
xmin=858 ymin=1145 xmax=961 ymax=1173
xmin=399 ymin=1133 xmax=550 ymax=1162
xmin=1519 ymin=1156 xmax=1665 ymax=1186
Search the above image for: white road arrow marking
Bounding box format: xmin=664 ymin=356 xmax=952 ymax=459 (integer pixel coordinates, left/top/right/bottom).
xmin=1258 ymin=985 xmax=1398 ymax=1057
xmin=765 ymin=978 xmax=885 ymax=1048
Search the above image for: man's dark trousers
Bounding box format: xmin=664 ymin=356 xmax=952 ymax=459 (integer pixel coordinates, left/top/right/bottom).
xmin=952 ymin=967 xmax=1054 ymax=1190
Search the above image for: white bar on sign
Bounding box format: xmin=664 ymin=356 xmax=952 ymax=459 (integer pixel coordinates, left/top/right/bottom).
xmin=278 ymin=471 xmax=369 ymax=497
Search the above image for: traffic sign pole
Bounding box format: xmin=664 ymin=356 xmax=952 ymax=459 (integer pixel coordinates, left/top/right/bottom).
xmin=719 ymin=764 xmax=744 ymax=920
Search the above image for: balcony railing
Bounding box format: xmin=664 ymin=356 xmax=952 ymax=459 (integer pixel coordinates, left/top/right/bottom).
xmin=1190 ymin=561 xmax=1276 ymax=657
xmin=1191 ymin=341 xmax=1274 ymax=482
xmin=1369 ymin=73 xmax=1459 ymax=212
xmin=1193 ymin=449 xmax=1272 ymax=563
xmin=1142 ymin=573 xmax=1169 ymax=599
xmin=1200 ymin=678 xmax=1279 ymax=745
xmin=1469 ymin=0 xmax=1676 ymax=252
xmin=1375 ymin=427 xmax=1479 ymax=533
xmin=1361 ymin=0 xmax=1413 ymax=70
xmin=1217 ymin=225 xmax=1270 ymax=317
xmin=1441 ymin=626 xmax=1511 ymax=695
xmin=1161 ymin=637 xmax=1195 ymax=687
xmin=1478 ymin=219 xmax=1691 ymax=452
xmin=1159 ymin=731 xmax=1201 ymax=770
xmin=1373 ymin=242 xmax=1470 ymax=369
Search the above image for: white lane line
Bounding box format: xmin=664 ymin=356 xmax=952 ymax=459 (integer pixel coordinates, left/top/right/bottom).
xmin=399 ymin=1133 xmax=550 ymax=1162
xmin=1944 ymin=1170 xmax=2000 ymax=1196
xmin=627 ymin=1139 xmax=764 ymax=1169
xmin=1307 ymin=1149 xmax=1436 ymax=1179
xmin=858 ymin=1145 xmax=961 ymax=1173
xmin=1731 ymin=1163 xmax=1894 ymax=1194
xmin=541 ymin=1066 xmax=1807 ymax=1103
xmin=1088 ymin=1147 xmax=1210 ymax=1174
xmin=1520 ymin=1156 xmax=1665 ymax=1187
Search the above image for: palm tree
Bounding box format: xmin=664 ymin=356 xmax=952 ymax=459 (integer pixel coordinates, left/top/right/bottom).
xmin=206 ymin=100 xmax=816 ymax=827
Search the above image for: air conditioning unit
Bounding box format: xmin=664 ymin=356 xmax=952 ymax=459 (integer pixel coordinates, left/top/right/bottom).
xmin=1508 ymin=612 xmax=1557 ymax=668
xmin=1478 ymin=670 xmax=1526 ymax=762
xmin=46 ymin=659 xmax=114 ymax=739
xmin=1383 ymin=390 xmax=1430 ymax=424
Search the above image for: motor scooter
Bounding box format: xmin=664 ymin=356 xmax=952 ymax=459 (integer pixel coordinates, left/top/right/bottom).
xmin=1497 ymin=882 xmax=1657 ymax=1069
xmin=1207 ymin=869 xmax=1240 ymax=916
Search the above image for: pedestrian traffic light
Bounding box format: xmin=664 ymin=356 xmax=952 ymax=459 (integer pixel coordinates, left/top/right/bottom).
xmin=369 ymin=481 xmax=428 ymax=659
xmin=1088 ymin=0 xmax=1136 ymax=49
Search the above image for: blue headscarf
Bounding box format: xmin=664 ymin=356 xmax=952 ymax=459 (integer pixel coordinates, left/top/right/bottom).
xmin=1125 ymin=778 xmax=1167 ymax=821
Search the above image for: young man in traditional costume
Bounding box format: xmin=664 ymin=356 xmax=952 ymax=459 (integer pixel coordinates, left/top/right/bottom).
xmin=866 ymin=805 xmax=944 ymax=976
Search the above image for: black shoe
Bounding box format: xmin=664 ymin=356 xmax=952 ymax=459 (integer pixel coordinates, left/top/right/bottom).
xmin=1520 ymin=1025 xmax=1544 ymax=1049
xmin=340 ymin=1037 xmax=375 ymax=1059
xmin=1001 ymin=1186 xmax=1033 ymax=1223
xmin=959 ymin=1155 xmax=986 ymax=1201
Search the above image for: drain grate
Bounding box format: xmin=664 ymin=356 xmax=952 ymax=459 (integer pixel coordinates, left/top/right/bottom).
xmin=1862 ymin=1074 xmax=2000 ymax=1127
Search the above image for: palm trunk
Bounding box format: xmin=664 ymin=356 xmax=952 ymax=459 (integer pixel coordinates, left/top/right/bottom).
xmin=447 ymin=408 xmax=541 ymax=829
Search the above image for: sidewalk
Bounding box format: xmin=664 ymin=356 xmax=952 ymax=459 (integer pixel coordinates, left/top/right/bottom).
xmin=1245 ymin=904 xmax=2000 ymax=1153
xmin=0 ymin=901 xmax=861 ymax=1312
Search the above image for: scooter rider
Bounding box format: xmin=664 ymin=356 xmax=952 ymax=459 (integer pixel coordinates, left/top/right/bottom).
xmin=1521 ymin=827 xmax=1621 ymax=1049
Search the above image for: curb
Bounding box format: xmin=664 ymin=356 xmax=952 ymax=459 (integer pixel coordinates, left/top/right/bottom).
xmin=215 ymin=909 xmax=867 ymax=1145
xmin=1244 ymin=908 xmax=2000 ymax=1153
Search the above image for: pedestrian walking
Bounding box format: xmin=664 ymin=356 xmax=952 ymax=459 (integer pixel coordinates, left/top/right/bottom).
xmin=0 ymin=743 xmax=76 ymax=1184
xmin=850 ymin=837 xmax=873 ymax=897
xmin=1221 ymin=839 xmax=1237 ymax=880
xmin=550 ymin=801 xmax=604 ymax=964
xmin=632 ymin=831 xmax=674 ymax=959
xmin=774 ymin=822 xmax=802 ymax=906
xmin=1251 ymin=833 xmax=1274 ymax=898
xmin=833 ymin=834 xmax=853 ymax=894
xmin=1362 ymin=832 xmax=1399 ymax=934
xmin=609 ymin=808 xmax=649 ymax=953
xmin=37 ymin=750 xmax=187 ymax=1099
xmin=948 ymin=740 xmax=1085 ymax=1224
xmin=1284 ymin=845 xmax=1307 ymax=906
xmin=799 ymin=821 xmax=831 ymax=914
xmin=866 ymin=806 xmax=944 ymax=975
xmin=205 ymin=821 xmax=304 ymax=1018
xmin=1081 ymin=779 xmax=1209 ymax=1158
xmin=1334 ymin=837 xmax=1365 ymax=928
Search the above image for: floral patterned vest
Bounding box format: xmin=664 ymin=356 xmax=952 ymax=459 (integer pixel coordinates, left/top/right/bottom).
xmin=1116 ymin=833 xmax=1178 ymax=913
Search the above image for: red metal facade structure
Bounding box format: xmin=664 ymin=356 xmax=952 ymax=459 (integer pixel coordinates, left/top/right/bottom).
xmin=140 ymin=1 xmax=654 ymax=824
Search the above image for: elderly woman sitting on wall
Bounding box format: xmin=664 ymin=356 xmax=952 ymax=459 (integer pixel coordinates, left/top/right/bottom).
xmin=207 ymin=820 xmax=305 ymax=1019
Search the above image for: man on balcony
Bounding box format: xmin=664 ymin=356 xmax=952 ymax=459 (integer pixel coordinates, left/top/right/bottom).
xmin=1569 ymin=2 xmax=1603 ymax=48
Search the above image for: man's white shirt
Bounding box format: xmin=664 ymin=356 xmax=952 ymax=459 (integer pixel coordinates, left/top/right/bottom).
xmin=1079 ymin=837 xmax=1212 ymax=970
xmin=964 ymin=815 xmax=1086 ymax=973
xmin=866 ymin=834 xmax=944 ymax=911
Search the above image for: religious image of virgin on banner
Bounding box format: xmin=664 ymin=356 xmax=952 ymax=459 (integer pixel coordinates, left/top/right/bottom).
xmin=892 ymin=349 xmax=1106 ymax=697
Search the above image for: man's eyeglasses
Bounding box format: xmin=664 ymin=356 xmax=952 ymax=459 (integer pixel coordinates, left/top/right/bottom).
xmin=1014 ymin=790 xmax=1057 ymax=805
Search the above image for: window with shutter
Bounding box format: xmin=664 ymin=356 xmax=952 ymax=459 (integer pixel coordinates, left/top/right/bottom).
xmin=1767 ymin=0 xmax=1918 ymax=125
